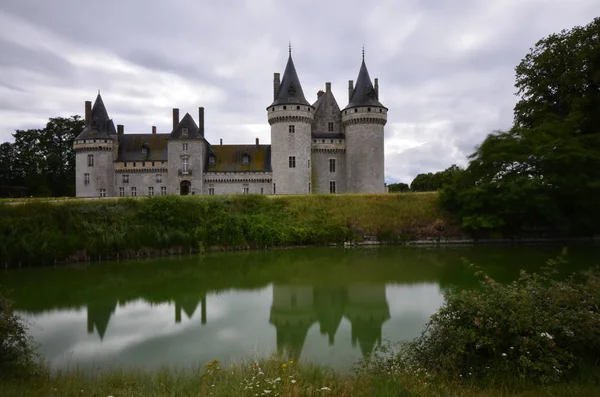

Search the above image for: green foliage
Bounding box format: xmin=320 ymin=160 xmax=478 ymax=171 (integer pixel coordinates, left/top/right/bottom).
xmin=440 ymin=17 xmax=600 ymax=237
xmin=0 ymin=193 xmax=453 ymax=267
xmin=363 ymin=255 xmax=600 ymax=386
xmin=388 ymin=182 xmax=410 ymax=193
xmin=0 ymin=115 xmax=83 ymax=197
xmin=410 ymin=165 xmax=463 ymax=192
xmin=0 ymin=287 xmax=38 ymax=379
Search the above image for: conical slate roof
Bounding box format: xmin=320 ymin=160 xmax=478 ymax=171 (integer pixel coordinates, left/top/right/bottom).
xmin=270 ymin=54 xmax=310 ymax=107
xmin=344 ymin=59 xmax=385 ymax=110
xmin=76 ymin=93 xmax=117 ymax=140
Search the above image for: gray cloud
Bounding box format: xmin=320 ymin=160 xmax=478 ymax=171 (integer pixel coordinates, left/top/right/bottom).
xmin=0 ymin=0 xmax=598 ymax=183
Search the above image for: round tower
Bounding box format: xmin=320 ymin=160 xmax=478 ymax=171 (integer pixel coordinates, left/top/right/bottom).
xmin=74 ymin=94 xmax=119 ymax=198
xmin=342 ymin=57 xmax=388 ymax=193
xmin=267 ymin=50 xmax=314 ymax=195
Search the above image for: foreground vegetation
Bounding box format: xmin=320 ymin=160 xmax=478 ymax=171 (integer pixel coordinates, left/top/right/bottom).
xmin=0 ymin=193 xmax=458 ymax=267
xmin=2 ymin=255 xmax=600 ymax=396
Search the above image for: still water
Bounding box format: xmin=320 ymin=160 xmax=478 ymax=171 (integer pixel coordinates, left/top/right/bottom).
xmin=2 ymin=245 xmax=598 ymax=372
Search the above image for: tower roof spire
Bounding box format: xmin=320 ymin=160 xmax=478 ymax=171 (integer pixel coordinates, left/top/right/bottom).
xmin=343 ymin=54 xmax=385 ymax=110
xmin=269 ymin=45 xmax=310 ymax=107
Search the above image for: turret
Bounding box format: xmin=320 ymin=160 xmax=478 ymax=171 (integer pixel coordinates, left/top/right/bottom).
xmin=267 ymin=48 xmax=314 ymax=194
xmin=73 ymin=93 xmax=119 ymax=197
xmin=341 ymin=55 xmax=388 ymax=193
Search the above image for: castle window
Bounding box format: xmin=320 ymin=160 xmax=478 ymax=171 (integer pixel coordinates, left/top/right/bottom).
xmin=272 ymin=107 xmax=274 ymax=111
xmin=142 ymin=162 xmax=145 ymax=167
xmin=354 ymin=109 xmax=358 ymax=113
xmin=283 ymin=106 xmax=287 ymax=110
xmin=148 ymin=186 xmax=154 ymax=196
xmin=99 ymin=188 xmax=106 ymax=197
xmin=328 ymin=122 xmax=334 ymax=132
xmin=183 ymin=143 xmax=188 ymax=151
xmin=322 ymin=139 xmax=325 ymax=143
xmin=119 ymin=187 xmax=125 ymax=197
xmin=308 ymin=183 xmax=311 ymax=194
xmin=181 ymin=128 xmax=188 ymax=137
xmin=242 ymin=153 xmax=250 ymax=165
xmin=141 ymin=147 xmax=147 ymax=155
xmin=131 ymin=187 xmax=137 ymax=197
xmin=242 ymin=184 xmax=249 ymax=195
xmin=379 ymin=109 xmax=382 ymax=112
xmin=329 ymin=158 xmax=336 ymax=173
xmin=87 ymin=154 xmax=94 ymax=167
xmin=182 ymin=158 xmax=189 ymax=173
xmin=156 ymin=174 xmax=162 ymax=183
xmin=260 ymin=187 xmax=264 ymax=194
xmin=329 ymin=181 xmax=336 ymax=194
xmin=124 ymin=162 xmax=127 ymax=167
xmin=209 ymin=187 xmax=215 ymax=196
xmin=84 ymin=173 xmax=90 ymax=185
xmin=161 ymin=161 xmax=165 ymax=166
xmin=308 ymin=159 xmax=310 ymax=168
xmin=133 ymin=162 xmax=136 ymax=167
xmin=296 ymin=106 xmax=300 ymax=110
xmin=122 ymin=174 xmax=129 ymax=184
xmin=209 ymin=155 xmax=216 ymax=165
xmin=330 ymin=140 xmax=334 ymax=143
xmin=273 ymin=183 xmax=276 ymax=194
xmin=368 ymin=108 xmax=371 ymax=112
xmin=161 ymin=186 xmax=167 ymax=196
xmin=288 ymin=156 xmax=296 ymax=168
xmin=151 ymin=161 xmax=155 ymax=167
xmin=289 ymin=125 xmax=295 ymax=133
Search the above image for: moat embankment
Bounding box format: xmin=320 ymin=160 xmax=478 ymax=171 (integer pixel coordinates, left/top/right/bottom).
xmin=0 ymin=193 xmax=465 ymax=267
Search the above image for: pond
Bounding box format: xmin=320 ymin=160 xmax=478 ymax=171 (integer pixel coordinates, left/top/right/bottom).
xmin=1 ymin=244 xmax=598 ymax=372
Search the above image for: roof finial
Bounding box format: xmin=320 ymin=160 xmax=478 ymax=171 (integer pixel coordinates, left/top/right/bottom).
xmin=98 ymin=89 xmax=101 ymax=95
xmin=362 ymin=45 xmax=365 ymax=61
xmin=289 ymin=40 xmax=292 ymax=56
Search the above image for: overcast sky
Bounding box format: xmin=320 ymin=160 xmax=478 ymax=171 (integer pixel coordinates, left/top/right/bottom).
xmin=0 ymin=1 xmax=597 ymax=183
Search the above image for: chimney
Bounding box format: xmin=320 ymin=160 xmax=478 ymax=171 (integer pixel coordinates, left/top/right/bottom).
xmin=85 ymin=101 xmax=92 ymax=127
xmin=348 ymin=80 xmax=354 ymax=102
xmin=273 ymin=73 xmax=280 ymax=100
xmin=255 ymin=137 xmax=259 ymax=146
xmin=199 ymin=107 xmax=205 ymax=136
xmin=317 ymin=90 xmax=324 ymax=98
xmin=220 ymin=138 xmax=223 ymax=145
xmin=374 ymin=78 xmax=379 ymax=99
xmin=326 ymin=82 xmax=331 ymax=93
xmin=152 ymin=125 xmax=156 ymax=134
xmin=117 ymin=124 xmax=124 ymax=135
xmin=172 ymin=108 xmax=179 ymax=131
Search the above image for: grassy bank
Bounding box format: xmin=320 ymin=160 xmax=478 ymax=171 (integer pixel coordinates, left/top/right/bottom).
xmin=1 ymin=356 xmax=599 ymax=396
xmin=0 ymin=193 xmax=460 ymax=267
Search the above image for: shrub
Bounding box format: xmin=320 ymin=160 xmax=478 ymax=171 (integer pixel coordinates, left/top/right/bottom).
xmin=0 ymin=287 xmax=39 ymax=379
xmin=359 ymin=253 xmax=600 ymax=385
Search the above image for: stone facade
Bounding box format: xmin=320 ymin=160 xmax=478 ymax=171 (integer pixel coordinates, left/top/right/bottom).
xmin=74 ymin=52 xmax=387 ymax=197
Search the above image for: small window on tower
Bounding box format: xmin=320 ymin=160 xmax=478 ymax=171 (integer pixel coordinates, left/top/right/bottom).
xmin=87 ymin=154 xmax=94 ymax=167
xmin=84 ymin=173 xmax=90 ymax=185
xmin=328 ymin=122 xmax=334 ymax=132
xmin=288 ymin=156 xmax=296 ymax=168
xmin=289 ymin=125 xmax=295 ymax=133
xmin=181 ymin=128 xmax=188 ymax=137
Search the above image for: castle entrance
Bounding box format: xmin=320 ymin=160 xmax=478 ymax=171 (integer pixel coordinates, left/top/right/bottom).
xmin=180 ymin=180 xmax=191 ymax=196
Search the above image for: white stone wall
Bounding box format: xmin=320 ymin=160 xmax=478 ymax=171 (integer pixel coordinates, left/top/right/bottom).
xmin=203 ymin=172 xmax=272 ymax=195
xmin=167 ymin=138 xmax=207 ymax=195
xmin=114 ymin=170 xmax=168 ymax=197
xmin=268 ymin=106 xmax=313 ymax=195
xmin=74 ymin=141 xmax=117 ymax=198
xmin=342 ymin=107 xmax=387 ymax=193
xmin=310 ymin=148 xmax=346 ymax=194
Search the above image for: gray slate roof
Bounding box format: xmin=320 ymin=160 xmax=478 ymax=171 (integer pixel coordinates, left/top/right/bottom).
xmin=75 ymin=93 xmax=117 ymax=140
xmin=344 ymin=60 xmax=385 ymax=110
xmin=170 ymin=113 xmax=206 ymax=140
xmin=270 ymin=54 xmax=310 ymax=107
xmin=117 ymin=133 xmax=169 ymax=162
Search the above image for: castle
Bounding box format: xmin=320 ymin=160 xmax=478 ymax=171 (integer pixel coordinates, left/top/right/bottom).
xmin=74 ymin=50 xmax=387 ymax=197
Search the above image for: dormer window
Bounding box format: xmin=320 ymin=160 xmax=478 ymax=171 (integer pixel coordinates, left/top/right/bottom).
xmin=209 ymin=154 xmax=216 ymax=166
xmin=141 ymin=147 xmax=147 ymax=155
xmin=181 ymin=127 xmax=188 ymax=137
xmin=242 ymin=153 xmax=250 ymax=165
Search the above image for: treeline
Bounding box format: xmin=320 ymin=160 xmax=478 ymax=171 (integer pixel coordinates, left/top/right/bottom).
xmin=430 ymin=17 xmax=600 ymax=237
xmin=0 ymin=116 xmax=82 ymax=197
xmin=388 ymin=164 xmax=462 ymax=193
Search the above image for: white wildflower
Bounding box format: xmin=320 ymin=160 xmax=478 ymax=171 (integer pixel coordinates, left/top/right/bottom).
xmin=263 ymin=390 xmax=272 ymax=394
xmin=274 ymin=377 xmax=281 ymax=382
xmin=502 ymin=353 xmax=507 ymax=357
xmin=320 ymin=386 xmax=331 ymax=391
xmin=291 ymin=380 xmax=297 ymax=384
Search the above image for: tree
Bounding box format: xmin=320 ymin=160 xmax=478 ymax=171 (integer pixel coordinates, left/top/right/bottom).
xmin=1 ymin=115 xmax=83 ymax=197
xmin=409 ymin=165 xmax=463 ymax=192
xmin=441 ymin=17 xmax=600 ymax=236
xmin=388 ymin=182 xmax=409 ymax=193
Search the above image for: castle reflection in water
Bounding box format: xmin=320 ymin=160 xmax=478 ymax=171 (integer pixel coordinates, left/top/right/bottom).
xmin=86 ymin=284 xmax=389 ymax=360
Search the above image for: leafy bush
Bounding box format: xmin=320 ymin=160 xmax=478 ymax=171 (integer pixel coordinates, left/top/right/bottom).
xmin=0 ymin=287 xmax=39 ymax=379
xmin=359 ymin=254 xmax=600 ymax=385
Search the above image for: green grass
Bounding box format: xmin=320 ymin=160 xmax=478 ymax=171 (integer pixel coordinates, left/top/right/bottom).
xmin=1 ymin=358 xmax=599 ymax=397
xmin=0 ymin=193 xmax=462 ymax=267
